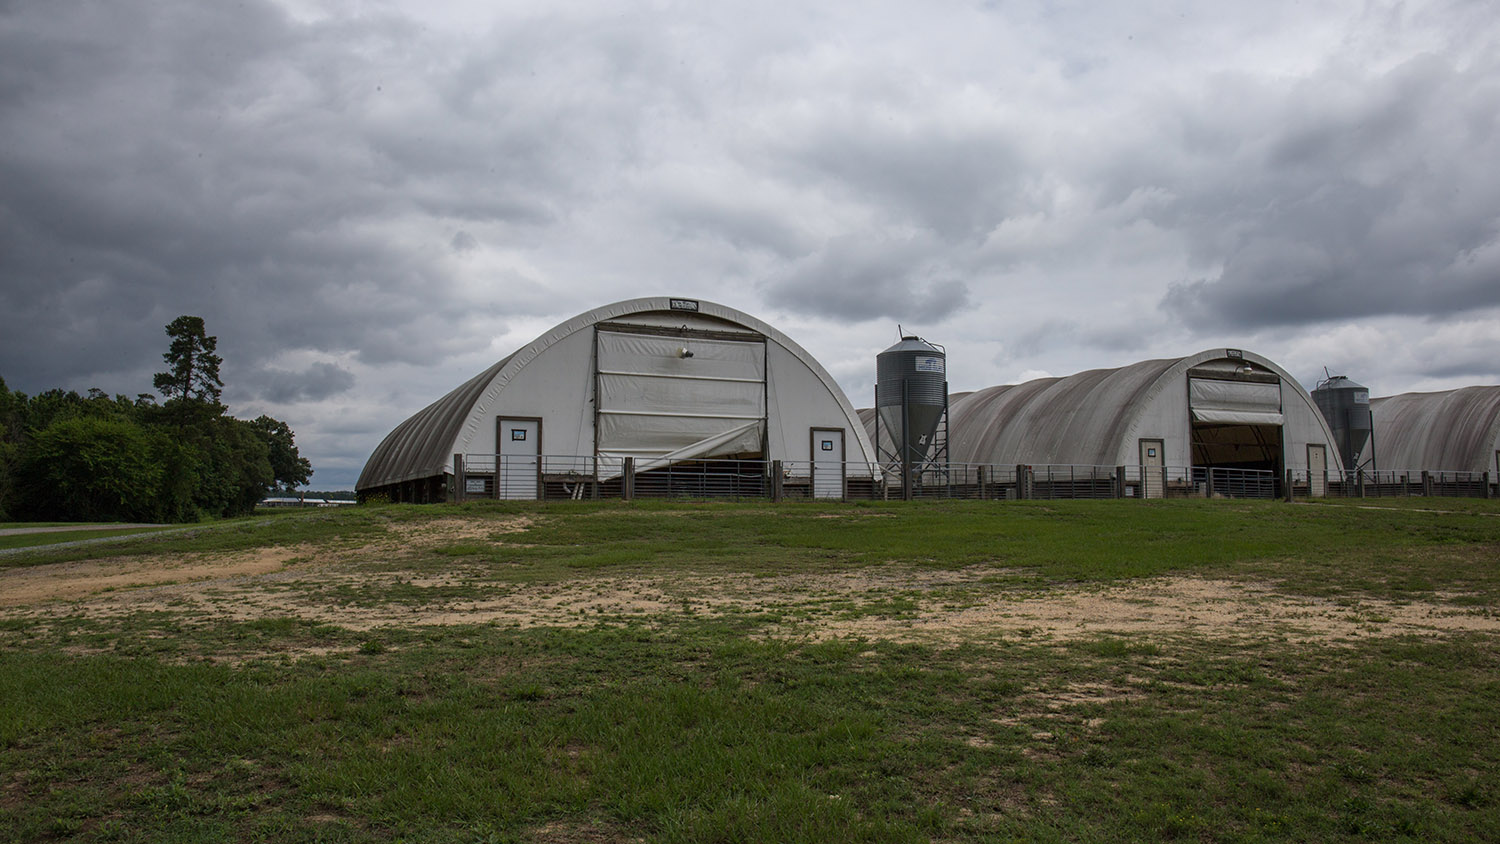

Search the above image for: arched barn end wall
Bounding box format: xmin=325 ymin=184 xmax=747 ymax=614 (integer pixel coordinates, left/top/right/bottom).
xmin=1118 ymin=350 xmax=1343 ymax=474
xmin=1363 ymin=387 xmax=1500 ymax=472
xmin=931 ymin=349 xmax=1343 ymax=474
xmin=358 ymin=298 xmax=877 ymax=493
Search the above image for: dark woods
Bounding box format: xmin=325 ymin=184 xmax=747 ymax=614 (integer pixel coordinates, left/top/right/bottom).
xmin=0 ymin=317 xmax=311 ymax=522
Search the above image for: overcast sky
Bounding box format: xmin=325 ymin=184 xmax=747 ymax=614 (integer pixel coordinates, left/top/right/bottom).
xmin=3 ymin=0 xmax=1498 ymax=488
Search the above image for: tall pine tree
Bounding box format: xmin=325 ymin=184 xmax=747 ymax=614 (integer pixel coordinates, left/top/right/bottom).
xmin=153 ymin=316 xmax=223 ymax=405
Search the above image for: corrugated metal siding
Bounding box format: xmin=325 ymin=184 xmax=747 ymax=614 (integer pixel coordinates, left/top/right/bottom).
xmin=1369 ymin=386 xmax=1500 ymax=472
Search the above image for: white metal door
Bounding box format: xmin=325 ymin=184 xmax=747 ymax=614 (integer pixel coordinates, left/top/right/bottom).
xmin=1307 ymin=444 xmax=1327 ymax=497
xmin=1140 ymin=439 xmax=1164 ymax=499
xmin=498 ymin=418 xmax=540 ymax=500
xmin=812 ymin=429 xmax=845 ymax=500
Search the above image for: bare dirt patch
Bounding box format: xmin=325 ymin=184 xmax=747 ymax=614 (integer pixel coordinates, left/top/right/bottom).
xmin=0 ymin=516 xmax=534 ymax=610
xmin=5 ymin=547 xmax=1496 ymax=648
xmin=386 ymin=515 xmax=533 ymax=546
xmin=801 ymin=576 xmax=1500 ymax=645
xmin=0 ymin=546 xmax=302 ymax=606
xmin=3 ymin=512 xmax=1495 ymax=646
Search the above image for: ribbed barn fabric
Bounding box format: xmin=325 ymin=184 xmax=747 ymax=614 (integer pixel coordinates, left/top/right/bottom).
xmin=356 ymin=352 xmax=517 ymax=489
xmin=1368 ymin=386 xmax=1500 ymax=471
xmin=594 ymin=328 xmax=766 ymax=462
xmin=886 ymin=350 xmax=1340 ymax=471
xmin=1188 ymin=378 xmax=1285 ymax=426
xmin=941 ymin=359 xmax=1176 ymax=467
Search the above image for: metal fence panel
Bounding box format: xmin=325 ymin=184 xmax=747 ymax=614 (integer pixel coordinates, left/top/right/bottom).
xmin=631 ymin=459 xmax=771 ymax=500
xmin=451 ymin=454 xmax=1494 ymax=503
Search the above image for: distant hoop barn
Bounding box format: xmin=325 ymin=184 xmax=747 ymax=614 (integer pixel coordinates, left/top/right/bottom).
xmin=865 ymin=348 xmax=1345 ymax=485
xmin=357 ymin=297 xmax=876 ymax=501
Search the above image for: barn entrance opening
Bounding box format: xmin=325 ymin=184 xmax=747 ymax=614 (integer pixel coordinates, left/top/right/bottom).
xmin=1187 ymin=366 xmax=1284 ymax=475
xmin=1190 ymin=421 xmax=1282 ymax=472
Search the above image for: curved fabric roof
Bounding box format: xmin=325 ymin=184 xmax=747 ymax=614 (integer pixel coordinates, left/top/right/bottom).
xmin=357 ymin=352 xmax=517 ymax=491
xmin=1369 ymin=386 xmax=1500 ymax=472
xmin=358 ymin=297 xmax=873 ymax=490
xmin=941 ymin=349 xmax=1336 ymax=467
xmin=948 ymin=358 xmax=1178 ymax=466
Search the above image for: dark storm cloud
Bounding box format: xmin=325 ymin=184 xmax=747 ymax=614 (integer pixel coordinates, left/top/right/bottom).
xmin=5 ymin=0 xmax=1497 ymax=488
xmin=241 ymin=361 xmax=356 ymax=404
xmin=1418 ymin=359 xmax=1500 ymax=381
xmin=774 ymin=109 xmax=1031 ymax=241
xmin=763 ymin=235 xmax=971 ymax=323
xmin=651 ymin=183 xmax=816 ymax=259
xmin=450 ymin=231 xmax=479 ymax=253
xmin=1011 ymin=320 xmax=1153 ymax=358
xmin=1150 ymin=52 xmax=1500 ymax=329
xmin=0 ymin=0 xmax=630 ymax=393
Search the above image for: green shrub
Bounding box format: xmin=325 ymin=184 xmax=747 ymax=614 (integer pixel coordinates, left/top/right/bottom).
xmin=16 ymin=416 xmax=166 ymax=522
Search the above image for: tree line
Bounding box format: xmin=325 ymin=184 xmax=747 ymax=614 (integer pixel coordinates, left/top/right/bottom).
xmin=0 ymin=316 xmax=312 ymax=523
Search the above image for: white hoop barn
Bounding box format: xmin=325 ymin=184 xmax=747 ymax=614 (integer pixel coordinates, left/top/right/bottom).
xmin=357 ymin=298 xmax=877 ymax=501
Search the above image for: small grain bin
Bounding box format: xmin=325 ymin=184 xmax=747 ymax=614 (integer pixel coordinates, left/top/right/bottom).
xmin=875 ymin=335 xmax=949 ymax=493
xmin=1312 ymin=374 xmax=1373 ymax=472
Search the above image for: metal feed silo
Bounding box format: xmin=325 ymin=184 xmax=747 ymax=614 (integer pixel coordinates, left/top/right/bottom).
xmin=1312 ymin=374 xmax=1373 ymax=472
xmin=875 ymin=336 xmax=949 ymax=493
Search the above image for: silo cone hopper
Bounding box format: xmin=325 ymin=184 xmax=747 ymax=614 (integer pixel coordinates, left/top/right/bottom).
xmin=875 ymin=335 xmax=949 ymax=486
xmin=876 ymin=401 xmax=945 ymax=466
xmin=1312 ymin=373 xmax=1373 ymax=472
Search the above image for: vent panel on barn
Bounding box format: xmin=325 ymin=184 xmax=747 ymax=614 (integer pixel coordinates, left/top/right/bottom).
xmin=594 ymin=325 xmax=767 ymax=474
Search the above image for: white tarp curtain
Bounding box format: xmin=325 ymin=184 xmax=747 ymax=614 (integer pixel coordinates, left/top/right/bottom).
xmin=1189 ymin=378 xmax=1285 ymax=426
xmin=595 ymin=329 xmax=766 ymax=476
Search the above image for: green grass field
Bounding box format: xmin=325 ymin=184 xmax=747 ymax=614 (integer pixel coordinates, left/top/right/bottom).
xmin=1 ymin=499 xmax=1497 ymax=842
xmin=0 ymin=527 xmax=173 ymax=551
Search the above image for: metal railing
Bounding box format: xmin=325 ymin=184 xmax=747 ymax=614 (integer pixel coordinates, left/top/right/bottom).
xmin=447 ymin=454 xmax=1313 ymax=503
xmin=1287 ymin=468 xmax=1494 ymax=501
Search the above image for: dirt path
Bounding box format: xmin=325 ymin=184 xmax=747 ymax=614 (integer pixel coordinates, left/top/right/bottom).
xmin=0 ymin=547 xmax=303 ymax=606
xmin=3 ymin=513 xmax=1496 ymax=646
xmin=0 ymin=516 xmax=527 ymax=607
xmin=2 ymin=535 xmax=1495 ymax=646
